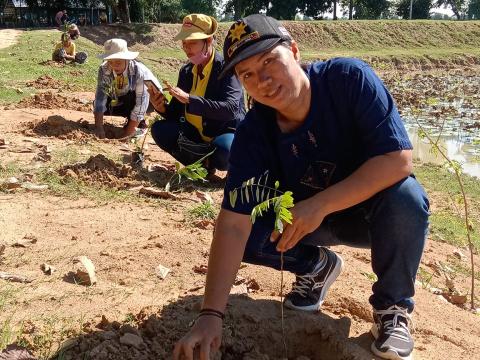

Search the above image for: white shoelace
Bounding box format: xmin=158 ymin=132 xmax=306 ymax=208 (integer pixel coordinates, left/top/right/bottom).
xmin=375 ymin=305 xmax=414 ymax=341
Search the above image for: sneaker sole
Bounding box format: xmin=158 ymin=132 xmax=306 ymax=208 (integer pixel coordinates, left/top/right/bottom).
xmin=284 ymin=253 xmax=344 ymax=312
xmin=370 ymin=324 xmax=413 ymax=360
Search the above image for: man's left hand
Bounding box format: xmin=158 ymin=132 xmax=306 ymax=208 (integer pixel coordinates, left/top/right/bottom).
xmin=272 ymin=197 xmax=328 ymax=252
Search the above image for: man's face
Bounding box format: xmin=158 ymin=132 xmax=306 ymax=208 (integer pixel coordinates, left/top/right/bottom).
xmin=234 ymin=42 xmax=301 ymax=111
xmin=108 ymin=59 xmax=127 ymax=74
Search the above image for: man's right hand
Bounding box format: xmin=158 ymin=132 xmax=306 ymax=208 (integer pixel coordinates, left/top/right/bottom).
xmin=173 ymin=315 xmax=223 ymax=360
xmin=95 ymin=126 xmax=106 ymax=139
xmin=147 ymin=87 xmax=167 ymax=114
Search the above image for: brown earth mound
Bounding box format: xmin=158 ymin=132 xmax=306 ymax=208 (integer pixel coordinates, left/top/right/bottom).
xmin=17 ymin=91 xmax=91 ymax=112
xmin=57 ymin=296 xmax=370 ymax=360
xmin=23 ymin=115 xmax=93 ymax=140
xmin=59 ymin=154 xmax=142 ymax=188
xmin=26 ymin=75 xmax=63 ymax=90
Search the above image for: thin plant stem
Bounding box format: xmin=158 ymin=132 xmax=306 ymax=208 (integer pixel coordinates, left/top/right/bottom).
xmin=416 ymin=119 xmax=476 ymax=309
xmin=280 ymin=252 xmax=288 ymax=358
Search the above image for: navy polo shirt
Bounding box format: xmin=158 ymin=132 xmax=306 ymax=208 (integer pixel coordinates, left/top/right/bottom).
xmin=222 ymin=58 xmax=412 ymax=215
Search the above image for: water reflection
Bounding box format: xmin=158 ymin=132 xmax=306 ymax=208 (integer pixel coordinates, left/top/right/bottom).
xmin=406 ymin=125 xmax=480 ymax=179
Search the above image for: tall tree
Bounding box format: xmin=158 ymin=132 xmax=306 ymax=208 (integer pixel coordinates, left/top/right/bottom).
xmin=224 ymin=0 xmax=267 ymax=19
xmin=181 ymin=0 xmax=219 ymax=16
xmin=298 ymin=0 xmax=333 ymax=19
xmin=397 ymin=0 xmax=432 ymax=19
xmin=468 ymin=0 xmax=480 ymax=19
xmin=435 ymin=0 xmax=467 ymax=19
xmin=353 ymin=0 xmax=390 ymax=19
xmin=267 ymin=0 xmax=299 ymax=20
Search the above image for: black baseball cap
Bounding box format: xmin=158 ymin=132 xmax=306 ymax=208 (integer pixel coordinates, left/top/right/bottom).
xmin=219 ymin=14 xmax=292 ymax=79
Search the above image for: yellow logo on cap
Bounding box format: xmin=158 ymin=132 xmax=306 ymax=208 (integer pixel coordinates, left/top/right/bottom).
xmin=228 ymin=22 xmax=247 ymax=42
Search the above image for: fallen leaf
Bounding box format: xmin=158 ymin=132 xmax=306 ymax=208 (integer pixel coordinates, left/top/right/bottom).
xmin=3 ymin=177 xmax=21 ymax=190
xmin=74 ymin=256 xmax=97 ymax=285
xmin=40 ymin=263 xmax=56 ymax=275
xmin=12 ymin=235 xmax=37 ymax=248
xmin=234 ymin=275 xmax=245 ymax=285
xmin=0 ymin=272 xmax=33 ymax=283
xmin=155 ymin=264 xmax=170 ymax=280
xmin=139 ymin=187 xmax=179 ymax=199
xmin=246 ymin=279 xmax=261 ymax=292
xmin=195 ymin=191 xmax=213 ymax=203
xmin=0 ymin=344 xmax=37 ymax=359
xmin=194 ymin=219 xmax=214 ymax=230
xmin=442 ymin=292 xmax=468 ymax=305
xmin=193 ymin=265 xmax=208 ymax=274
xmin=230 ymin=283 xmax=248 ymax=295
xmin=21 ymin=183 xmax=48 ymax=192
xmin=453 ymin=249 xmax=465 ymax=260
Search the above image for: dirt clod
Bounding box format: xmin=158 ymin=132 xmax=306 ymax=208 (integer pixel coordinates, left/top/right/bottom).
xmin=59 ymin=154 xmax=141 ymax=189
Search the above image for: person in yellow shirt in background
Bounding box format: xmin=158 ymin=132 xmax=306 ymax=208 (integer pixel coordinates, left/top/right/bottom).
xmin=52 ymin=33 xmax=76 ymax=63
xmin=52 ymin=33 xmax=88 ymax=64
xmin=148 ymin=14 xmax=245 ymax=175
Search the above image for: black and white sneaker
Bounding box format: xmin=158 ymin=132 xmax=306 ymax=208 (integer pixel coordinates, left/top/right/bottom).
xmin=371 ymin=305 xmax=414 ymax=360
xmin=284 ymin=247 xmax=343 ymax=311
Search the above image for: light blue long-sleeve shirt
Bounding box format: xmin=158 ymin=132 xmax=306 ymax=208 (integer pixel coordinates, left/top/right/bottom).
xmin=94 ymin=60 xmax=161 ymax=122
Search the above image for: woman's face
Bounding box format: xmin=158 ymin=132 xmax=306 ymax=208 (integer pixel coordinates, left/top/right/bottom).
xmin=181 ymin=39 xmax=207 ymax=58
xmin=108 ymin=59 xmax=127 ymax=74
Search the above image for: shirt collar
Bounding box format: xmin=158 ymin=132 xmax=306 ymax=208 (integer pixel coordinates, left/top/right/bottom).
xmin=192 ymin=51 xmax=215 ymax=80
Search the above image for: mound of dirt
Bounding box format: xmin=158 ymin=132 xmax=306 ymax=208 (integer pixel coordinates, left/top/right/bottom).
xmin=17 ymin=91 xmax=91 ymax=112
xmin=26 ymin=75 xmax=63 ymax=90
xmin=57 ymin=296 xmax=370 ymax=360
xmin=59 ymin=154 xmax=142 ymax=188
xmin=23 ymin=115 xmax=93 ymax=140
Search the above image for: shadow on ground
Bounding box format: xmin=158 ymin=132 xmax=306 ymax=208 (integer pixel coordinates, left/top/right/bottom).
xmin=48 ymin=295 xmax=377 ymax=360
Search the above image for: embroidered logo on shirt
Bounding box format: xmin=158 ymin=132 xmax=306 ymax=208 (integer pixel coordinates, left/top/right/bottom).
xmin=300 ymin=161 xmax=336 ymax=190
xmin=307 ymin=131 xmax=318 ymax=148
xmin=291 ymin=144 xmax=299 ymax=158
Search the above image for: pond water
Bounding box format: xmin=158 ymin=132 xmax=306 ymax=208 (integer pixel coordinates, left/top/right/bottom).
xmin=384 ymin=71 xmax=480 ymax=179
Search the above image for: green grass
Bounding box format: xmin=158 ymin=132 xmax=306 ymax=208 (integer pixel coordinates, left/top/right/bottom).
xmin=0 ymin=162 xmax=24 ymax=179
xmin=414 ymin=163 xmax=480 ymax=249
xmin=0 ymin=285 xmax=20 ymax=351
xmin=0 ymin=29 xmax=102 ymax=104
xmin=186 ymin=201 xmax=217 ymax=221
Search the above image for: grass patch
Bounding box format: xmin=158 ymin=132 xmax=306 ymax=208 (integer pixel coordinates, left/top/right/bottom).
xmin=414 ymin=163 xmax=480 ymax=249
xmin=0 ymin=29 xmax=102 ymax=104
xmin=0 ymin=162 xmax=24 ymax=179
xmin=35 ymin=169 xmax=136 ymax=203
xmin=447 ymin=257 xmax=480 ymax=282
xmin=0 ymin=285 xmax=20 ymax=351
xmin=186 ymin=201 xmax=217 ymax=221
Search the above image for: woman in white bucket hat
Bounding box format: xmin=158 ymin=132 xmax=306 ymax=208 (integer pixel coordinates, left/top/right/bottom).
xmin=93 ymin=38 xmax=161 ymax=139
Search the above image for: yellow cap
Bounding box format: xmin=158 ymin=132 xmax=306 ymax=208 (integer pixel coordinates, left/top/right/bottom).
xmin=173 ymin=14 xmax=218 ymax=41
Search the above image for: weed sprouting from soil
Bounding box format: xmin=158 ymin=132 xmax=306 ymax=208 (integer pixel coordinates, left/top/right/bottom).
xmin=187 ymin=201 xmax=217 ymax=221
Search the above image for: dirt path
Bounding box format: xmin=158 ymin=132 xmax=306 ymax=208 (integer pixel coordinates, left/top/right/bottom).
xmin=0 ymin=29 xmax=22 ymax=49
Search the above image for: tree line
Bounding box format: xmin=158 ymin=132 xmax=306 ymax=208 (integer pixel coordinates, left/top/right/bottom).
xmin=19 ymin=0 xmax=480 ymax=23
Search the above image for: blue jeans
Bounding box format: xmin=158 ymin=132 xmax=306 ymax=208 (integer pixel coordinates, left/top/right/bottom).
xmin=243 ymin=176 xmax=429 ymax=311
xmin=151 ymin=119 xmax=233 ymax=171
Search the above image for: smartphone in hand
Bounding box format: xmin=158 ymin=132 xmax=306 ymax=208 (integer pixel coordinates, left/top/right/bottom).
xmin=144 ymin=79 xmax=161 ymax=93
